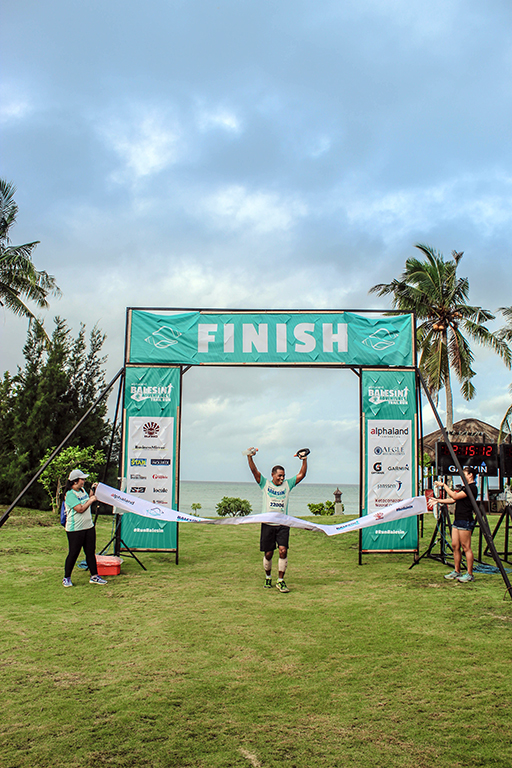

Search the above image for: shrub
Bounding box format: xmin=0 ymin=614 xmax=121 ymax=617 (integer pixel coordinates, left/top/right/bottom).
xmin=216 ymin=496 xmax=252 ymax=517
xmin=307 ymin=500 xmax=341 ymax=516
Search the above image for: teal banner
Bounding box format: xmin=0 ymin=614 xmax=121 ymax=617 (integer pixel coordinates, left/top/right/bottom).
xmin=361 ymin=369 xmax=418 ymax=552
xmin=127 ymin=310 xmax=414 ymax=367
xmin=121 ymin=366 xmax=181 ymax=551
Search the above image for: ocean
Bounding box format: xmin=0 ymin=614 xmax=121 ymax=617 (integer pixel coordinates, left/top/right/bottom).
xmin=179 ymin=480 xmax=359 ymax=518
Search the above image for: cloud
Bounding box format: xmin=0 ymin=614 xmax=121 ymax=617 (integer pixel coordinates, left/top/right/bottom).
xmin=99 ymin=109 xmax=182 ymax=181
xmin=335 ymin=172 xmax=512 ymax=242
xmin=197 ymin=107 xmax=242 ymax=134
xmin=202 ymin=185 xmax=307 ymax=233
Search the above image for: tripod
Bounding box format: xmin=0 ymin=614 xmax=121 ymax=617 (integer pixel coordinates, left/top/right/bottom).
xmin=409 ymin=505 xmax=454 ymax=570
xmin=99 ymin=513 xmax=147 ymax=571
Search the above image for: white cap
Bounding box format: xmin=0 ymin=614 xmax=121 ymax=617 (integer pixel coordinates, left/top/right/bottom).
xmin=68 ymin=469 xmax=89 ymax=481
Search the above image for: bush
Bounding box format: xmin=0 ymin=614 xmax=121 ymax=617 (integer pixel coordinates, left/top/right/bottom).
xmin=38 ymin=445 xmax=105 ymax=513
xmin=307 ymin=500 xmax=341 ymax=516
xmin=216 ymin=496 xmax=252 ymax=517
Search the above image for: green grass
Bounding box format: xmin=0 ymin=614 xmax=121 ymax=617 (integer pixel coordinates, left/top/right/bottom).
xmin=1 ymin=507 xmax=512 ymax=768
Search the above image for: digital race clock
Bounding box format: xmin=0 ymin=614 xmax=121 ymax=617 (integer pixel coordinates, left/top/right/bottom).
xmin=435 ymin=442 xmax=498 ymax=476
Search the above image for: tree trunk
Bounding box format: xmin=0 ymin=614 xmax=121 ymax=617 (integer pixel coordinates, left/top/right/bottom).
xmin=444 ymin=329 xmax=454 ymax=435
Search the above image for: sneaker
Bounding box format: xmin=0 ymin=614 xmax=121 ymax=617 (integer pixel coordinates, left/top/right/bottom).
xmin=264 ymin=577 xmax=272 ymax=588
xmin=457 ymin=573 xmax=475 ymax=583
xmin=444 ymin=570 xmax=461 ymax=580
xmin=89 ymin=574 xmax=108 ymax=585
xmin=276 ymin=579 xmax=290 ymax=593
xmin=62 ymin=577 xmax=73 ymax=587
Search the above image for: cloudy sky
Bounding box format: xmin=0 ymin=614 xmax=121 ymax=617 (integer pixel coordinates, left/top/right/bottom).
xmin=2 ymin=0 xmax=512 ymax=483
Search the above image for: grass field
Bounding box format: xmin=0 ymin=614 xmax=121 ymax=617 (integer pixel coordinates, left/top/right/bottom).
xmin=1 ymin=506 xmax=512 ymax=768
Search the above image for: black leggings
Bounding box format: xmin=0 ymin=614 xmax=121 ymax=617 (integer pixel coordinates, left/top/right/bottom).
xmin=65 ymin=527 xmax=98 ymax=577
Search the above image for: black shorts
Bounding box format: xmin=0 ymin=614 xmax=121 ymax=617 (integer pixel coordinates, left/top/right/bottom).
xmin=260 ymin=524 xmax=290 ymax=552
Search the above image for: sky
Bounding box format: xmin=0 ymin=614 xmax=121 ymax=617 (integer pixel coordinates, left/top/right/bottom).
xmin=1 ymin=0 xmax=512 ymax=484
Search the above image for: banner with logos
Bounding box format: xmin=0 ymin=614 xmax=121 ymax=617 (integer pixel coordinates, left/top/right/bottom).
xmin=361 ymin=369 xmax=418 ymax=552
xmin=97 ymin=482 xmax=427 ymax=537
xmin=127 ymin=310 xmax=414 ymax=367
xmin=121 ymin=366 xmax=180 ymax=551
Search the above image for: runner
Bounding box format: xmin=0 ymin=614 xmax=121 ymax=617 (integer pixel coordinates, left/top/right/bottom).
xmin=245 ymin=448 xmax=308 ymax=592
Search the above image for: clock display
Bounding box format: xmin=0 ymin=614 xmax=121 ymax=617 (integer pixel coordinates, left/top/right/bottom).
xmin=435 ymin=442 xmax=498 ymax=476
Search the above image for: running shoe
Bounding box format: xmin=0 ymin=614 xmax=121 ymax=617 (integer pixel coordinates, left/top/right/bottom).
xmin=444 ymin=570 xmax=461 ymax=580
xmin=457 ymin=573 xmax=475 ymax=583
xmin=276 ymin=579 xmax=290 ymax=593
xmin=264 ymin=577 xmax=272 ymax=588
xmin=62 ymin=577 xmax=73 ymax=587
xmin=89 ymin=574 xmax=108 ymax=585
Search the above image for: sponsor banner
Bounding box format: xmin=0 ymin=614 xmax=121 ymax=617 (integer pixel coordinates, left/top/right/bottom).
xmin=362 ymin=370 xmax=418 ymax=551
xmin=96 ymin=483 xmax=427 ymax=537
xmin=127 ymin=310 xmax=414 ymax=367
xmin=122 ymin=366 xmax=180 ymax=550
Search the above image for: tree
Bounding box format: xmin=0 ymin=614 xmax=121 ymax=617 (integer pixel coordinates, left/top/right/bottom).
xmin=0 ymin=179 xmax=60 ymax=339
xmin=369 ymin=244 xmax=511 ymax=433
xmin=190 ymin=502 xmax=202 ymax=516
xmin=497 ymin=306 xmax=512 ymax=440
xmin=0 ymin=317 xmax=111 ymax=508
xmin=215 ymin=497 xmax=252 ymax=517
xmin=38 ymin=445 xmax=105 ymax=513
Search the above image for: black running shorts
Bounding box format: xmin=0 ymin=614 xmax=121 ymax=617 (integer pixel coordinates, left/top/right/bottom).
xmin=260 ymin=523 xmax=290 ymax=552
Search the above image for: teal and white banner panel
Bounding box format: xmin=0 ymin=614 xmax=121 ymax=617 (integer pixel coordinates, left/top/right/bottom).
xmin=121 ymin=366 xmax=180 ymax=551
xmin=127 ymin=310 xmax=414 ymax=367
xmin=361 ymin=369 xmax=418 ymax=552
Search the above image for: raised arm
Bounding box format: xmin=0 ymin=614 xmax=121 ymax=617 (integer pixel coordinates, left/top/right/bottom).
xmin=246 ymin=449 xmax=261 ymax=484
xmin=295 ymin=456 xmax=308 ymax=485
xmin=434 ymin=480 xmax=469 ymax=502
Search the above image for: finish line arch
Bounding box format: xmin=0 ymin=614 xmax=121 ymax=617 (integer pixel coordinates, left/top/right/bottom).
xmin=119 ymin=308 xmax=420 ymax=561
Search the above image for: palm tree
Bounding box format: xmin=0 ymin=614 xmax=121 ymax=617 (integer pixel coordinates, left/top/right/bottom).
xmin=0 ymin=179 xmax=60 ymax=339
xmin=497 ymin=307 xmax=512 ymax=441
xmin=369 ymin=244 xmax=511 ymax=433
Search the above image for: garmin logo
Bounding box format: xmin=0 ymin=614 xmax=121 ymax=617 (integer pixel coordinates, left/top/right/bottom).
xmin=388 ymin=464 xmax=409 ymax=472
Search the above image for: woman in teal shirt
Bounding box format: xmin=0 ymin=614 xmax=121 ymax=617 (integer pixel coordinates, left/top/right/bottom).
xmin=63 ymin=469 xmax=107 ymax=587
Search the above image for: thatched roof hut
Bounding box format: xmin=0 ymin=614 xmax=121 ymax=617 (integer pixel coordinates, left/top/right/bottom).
xmin=421 ymin=418 xmax=502 ymax=461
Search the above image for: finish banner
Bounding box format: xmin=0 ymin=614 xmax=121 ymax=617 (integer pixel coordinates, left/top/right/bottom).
xmin=362 ymin=369 xmax=418 ymax=552
xmin=96 ymin=483 xmax=427 ymax=537
xmin=121 ymin=366 xmax=181 ymax=551
xmin=127 ymin=310 xmax=414 ymax=367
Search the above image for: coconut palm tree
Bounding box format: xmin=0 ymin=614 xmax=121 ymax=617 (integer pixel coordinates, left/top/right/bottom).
xmin=497 ymin=306 xmax=512 ymax=441
xmin=369 ymin=244 xmax=511 ymax=433
xmin=0 ymin=179 xmax=60 ymax=339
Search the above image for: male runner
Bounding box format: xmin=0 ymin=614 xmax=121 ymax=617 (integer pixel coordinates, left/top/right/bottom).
xmin=246 ymin=448 xmax=308 ymax=592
